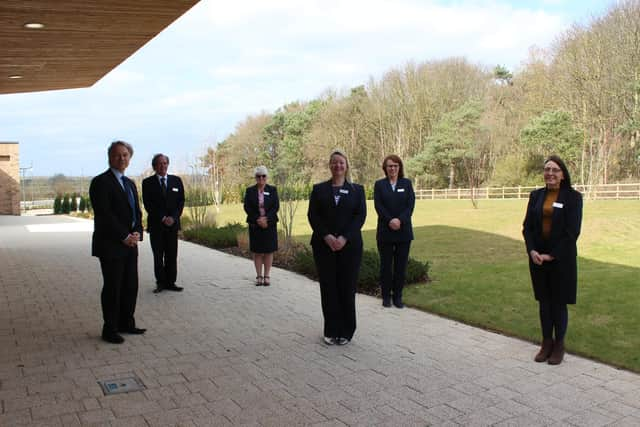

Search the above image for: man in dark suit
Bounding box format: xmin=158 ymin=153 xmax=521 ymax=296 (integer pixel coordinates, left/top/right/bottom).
xmin=142 ymin=154 xmax=185 ymax=293
xmin=90 ymin=140 xmax=146 ymax=344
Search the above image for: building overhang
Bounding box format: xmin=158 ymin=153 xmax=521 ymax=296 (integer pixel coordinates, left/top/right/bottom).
xmin=0 ymin=0 xmax=198 ymax=95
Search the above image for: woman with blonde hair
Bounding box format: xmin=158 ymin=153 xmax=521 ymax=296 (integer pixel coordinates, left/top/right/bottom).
xmin=308 ymin=151 xmax=366 ymax=345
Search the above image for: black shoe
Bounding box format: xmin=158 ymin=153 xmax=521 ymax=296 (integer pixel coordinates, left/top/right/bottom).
xmin=393 ymin=299 xmax=404 ymax=309
xmin=120 ymin=327 xmax=146 ymax=335
xmin=382 ymin=298 xmax=392 ymax=308
xmin=153 ymin=286 xmax=164 ymax=293
xmin=165 ymin=285 xmax=183 ymax=292
xmin=102 ymin=331 xmax=124 ymax=344
xmin=336 ymin=337 xmax=350 ymax=346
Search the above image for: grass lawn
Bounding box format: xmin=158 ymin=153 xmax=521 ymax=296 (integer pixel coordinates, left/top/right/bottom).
xmin=190 ymin=198 xmax=640 ymax=372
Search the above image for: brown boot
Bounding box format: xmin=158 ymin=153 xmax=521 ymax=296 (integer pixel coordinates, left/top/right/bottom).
xmin=534 ymin=338 xmax=554 ymax=362
xmin=548 ymin=340 xmax=565 ymax=365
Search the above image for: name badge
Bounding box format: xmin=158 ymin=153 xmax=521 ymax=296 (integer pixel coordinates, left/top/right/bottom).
xmin=263 ymin=191 xmax=270 ymax=196
xmin=552 ymin=202 xmax=563 ymax=208
xmin=172 ymin=187 xmax=179 ymax=192
xmin=397 ymin=188 xmax=405 ymax=192
xmin=339 ymin=189 xmax=349 ymax=194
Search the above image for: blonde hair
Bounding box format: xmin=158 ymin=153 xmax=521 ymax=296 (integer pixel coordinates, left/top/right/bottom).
xmin=329 ymin=150 xmax=351 ymax=183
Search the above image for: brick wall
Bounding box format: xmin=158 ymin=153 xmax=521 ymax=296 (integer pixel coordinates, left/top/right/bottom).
xmin=0 ymin=142 xmax=20 ymax=215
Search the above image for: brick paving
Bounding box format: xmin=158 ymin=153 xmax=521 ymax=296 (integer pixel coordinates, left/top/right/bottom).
xmin=1 ymin=215 xmax=639 ymax=426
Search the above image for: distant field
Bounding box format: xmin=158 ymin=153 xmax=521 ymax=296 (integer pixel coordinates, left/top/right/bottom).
xmin=192 ymin=199 xmax=640 ymax=372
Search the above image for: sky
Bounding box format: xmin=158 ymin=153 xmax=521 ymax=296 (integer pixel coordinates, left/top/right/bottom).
xmin=0 ymin=0 xmax=611 ymax=178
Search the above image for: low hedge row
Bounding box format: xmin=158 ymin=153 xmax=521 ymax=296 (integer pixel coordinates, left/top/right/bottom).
xmin=181 ymin=224 xmax=430 ymax=295
xmin=182 ymin=222 xmax=246 ymax=248
xmin=290 ymin=245 xmax=429 ymax=295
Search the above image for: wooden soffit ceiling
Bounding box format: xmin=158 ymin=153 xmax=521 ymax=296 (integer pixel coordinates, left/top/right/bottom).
xmin=0 ymin=0 xmax=198 ymax=95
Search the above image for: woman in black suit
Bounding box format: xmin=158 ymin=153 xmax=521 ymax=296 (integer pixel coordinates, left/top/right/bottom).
xmin=374 ymin=154 xmax=415 ymax=308
xmin=523 ymin=155 xmax=583 ymax=365
xmin=308 ymin=151 xmax=366 ymax=345
xmin=244 ymin=166 xmax=279 ymax=286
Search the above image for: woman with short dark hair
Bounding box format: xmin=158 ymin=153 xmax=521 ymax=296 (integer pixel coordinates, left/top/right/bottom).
xmin=374 ymin=154 xmax=415 ymax=308
xmin=523 ymin=155 xmax=583 ymax=365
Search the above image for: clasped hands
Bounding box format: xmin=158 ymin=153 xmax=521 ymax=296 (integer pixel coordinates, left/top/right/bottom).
xmin=162 ymin=216 xmax=175 ymax=227
xmin=324 ymin=234 xmax=347 ymax=252
xmin=256 ymin=216 xmax=268 ymax=229
xmin=529 ymin=250 xmax=554 ymax=265
xmin=123 ymin=232 xmax=141 ymax=247
xmin=388 ymin=218 xmax=401 ymax=231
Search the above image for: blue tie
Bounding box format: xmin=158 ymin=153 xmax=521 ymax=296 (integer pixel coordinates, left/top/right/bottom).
xmin=121 ymin=176 xmax=137 ymax=227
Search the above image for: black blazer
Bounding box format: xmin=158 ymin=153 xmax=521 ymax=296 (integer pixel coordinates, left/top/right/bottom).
xmin=374 ymin=177 xmax=415 ymax=242
xmin=307 ymin=180 xmax=366 ymax=247
xmin=90 ymin=169 xmax=143 ymax=258
xmin=142 ymin=174 xmax=185 ymax=233
xmin=243 ymin=184 xmax=279 ymax=225
xmin=522 ymin=186 xmax=583 ymax=303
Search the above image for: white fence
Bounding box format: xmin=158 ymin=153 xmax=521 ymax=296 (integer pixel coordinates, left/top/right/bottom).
xmin=415 ymin=183 xmax=640 ymax=200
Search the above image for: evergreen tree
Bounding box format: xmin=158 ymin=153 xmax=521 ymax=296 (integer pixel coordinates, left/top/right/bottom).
xmin=62 ymin=194 xmax=70 ymax=214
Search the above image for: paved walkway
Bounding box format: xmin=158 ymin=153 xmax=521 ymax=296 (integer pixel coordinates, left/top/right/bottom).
xmin=1 ymin=215 xmax=639 ymax=426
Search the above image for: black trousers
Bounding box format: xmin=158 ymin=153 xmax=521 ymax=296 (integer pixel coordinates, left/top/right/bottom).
xmin=377 ymin=241 xmax=411 ymax=301
xmin=99 ymin=249 xmax=139 ymax=334
xmin=149 ymin=227 xmax=179 ymax=287
xmin=312 ymin=242 xmax=362 ymax=340
xmin=539 ymin=301 xmax=568 ymax=340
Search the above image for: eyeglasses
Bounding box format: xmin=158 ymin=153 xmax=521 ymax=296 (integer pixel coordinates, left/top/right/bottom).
xmin=255 ymin=175 xmax=266 ymax=178
xmin=543 ymin=167 xmax=562 ymax=173
xmin=386 ymin=164 xmax=399 ymax=169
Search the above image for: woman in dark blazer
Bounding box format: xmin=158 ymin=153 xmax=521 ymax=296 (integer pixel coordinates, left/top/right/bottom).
xmin=244 ymin=166 xmax=279 ymax=286
xmin=523 ymin=155 xmax=583 ymax=365
xmin=308 ymin=151 xmax=366 ymax=345
xmin=374 ymin=154 xmax=415 ymax=308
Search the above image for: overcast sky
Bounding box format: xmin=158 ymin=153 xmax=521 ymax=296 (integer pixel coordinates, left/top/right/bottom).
xmin=0 ymin=0 xmax=610 ymax=177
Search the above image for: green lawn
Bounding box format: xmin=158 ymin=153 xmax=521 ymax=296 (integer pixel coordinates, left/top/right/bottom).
xmin=193 ymin=199 xmax=640 ymax=372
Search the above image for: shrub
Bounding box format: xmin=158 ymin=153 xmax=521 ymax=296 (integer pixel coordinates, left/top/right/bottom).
xmin=182 ymin=222 xmax=246 ymax=248
xmin=62 ymin=194 xmax=70 ymax=214
xmin=79 ymin=196 xmax=86 ymax=213
xmin=290 ymin=246 xmax=429 ymax=294
xmin=70 ymin=193 xmax=78 ymax=212
xmin=53 ymin=195 xmax=62 ymax=214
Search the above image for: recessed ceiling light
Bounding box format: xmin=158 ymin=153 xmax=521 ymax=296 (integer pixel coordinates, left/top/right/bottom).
xmin=9 ymin=75 xmax=23 ymax=79
xmin=24 ymin=22 xmax=45 ymax=29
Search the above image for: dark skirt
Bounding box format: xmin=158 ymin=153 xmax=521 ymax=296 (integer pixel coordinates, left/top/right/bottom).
xmin=249 ymin=223 xmax=278 ymax=253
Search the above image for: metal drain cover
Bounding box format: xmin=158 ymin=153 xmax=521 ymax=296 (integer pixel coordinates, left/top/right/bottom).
xmin=98 ymin=376 xmax=145 ymax=395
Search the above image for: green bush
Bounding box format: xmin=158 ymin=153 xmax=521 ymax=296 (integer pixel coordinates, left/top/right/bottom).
xmin=79 ymin=196 xmax=86 ymax=213
xmin=62 ymin=194 xmax=70 ymax=214
xmin=290 ymin=246 xmax=429 ymax=294
xmin=70 ymin=193 xmax=78 ymax=212
xmin=53 ymin=195 xmax=62 ymax=214
xmin=182 ymin=222 xmax=246 ymax=248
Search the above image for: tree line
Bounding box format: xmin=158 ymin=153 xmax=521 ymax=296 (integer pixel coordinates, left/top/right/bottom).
xmin=202 ymin=1 xmax=640 ymax=203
